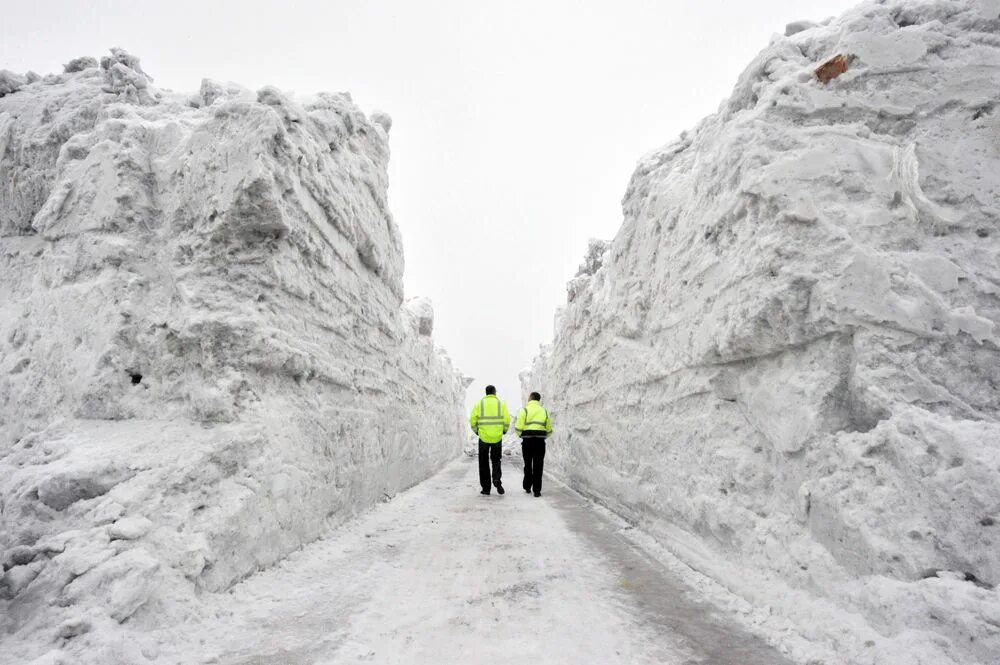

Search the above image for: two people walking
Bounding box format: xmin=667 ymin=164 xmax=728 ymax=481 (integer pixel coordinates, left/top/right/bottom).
xmin=469 ymin=385 xmax=553 ymax=497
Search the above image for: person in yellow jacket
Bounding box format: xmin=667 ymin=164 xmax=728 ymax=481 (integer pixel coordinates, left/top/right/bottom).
xmin=469 ymin=385 xmax=511 ymax=495
xmin=515 ymin=391 xmax=553 ymax=497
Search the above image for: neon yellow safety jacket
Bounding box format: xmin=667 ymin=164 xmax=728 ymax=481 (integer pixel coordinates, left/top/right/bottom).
xmin=469 ymin=395 xmax=510 ymax=444
xmin=515 ymin=400 xmax=553 ymax=437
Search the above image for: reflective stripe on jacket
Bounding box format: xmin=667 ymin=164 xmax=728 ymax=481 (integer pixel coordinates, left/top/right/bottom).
xmin=469 ymin=395 xmax=510 ymax=444
xmin=515 ymin=400 xmax=552 ymax=436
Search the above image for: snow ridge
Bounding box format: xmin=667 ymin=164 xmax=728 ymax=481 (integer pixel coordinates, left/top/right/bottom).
xmin=525 ymin=2 xmax=1000 ymax=663
xmin=0 ymin=50 xmax=467 ymax=663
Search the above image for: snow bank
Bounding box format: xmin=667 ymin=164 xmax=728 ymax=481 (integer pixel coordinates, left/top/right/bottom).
xmin=525 ymin=2 xmax=1000 ymax=663
xmin=0 ymin=49 xmax=467 ymax=663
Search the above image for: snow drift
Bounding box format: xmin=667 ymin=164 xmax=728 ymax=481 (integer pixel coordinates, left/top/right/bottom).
xmin=0 ymin=51 xmax=467 ymax=663
xmin=525 ymin=1 xmax=1000 ymax=663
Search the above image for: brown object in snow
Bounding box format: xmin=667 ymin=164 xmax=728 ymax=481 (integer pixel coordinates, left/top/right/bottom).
xmin=815 ymin=54 xmax=849 ymax=84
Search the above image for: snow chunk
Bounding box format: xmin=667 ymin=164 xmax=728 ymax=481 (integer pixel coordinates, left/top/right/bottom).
xmin=35 ymin=464 xmax=132 ymax=511
xmin=100 ymin=47 xmax=154 ymax=103
xmin=55 ymin=616 xmax=92 ymax=639
xmin=405 ymin=297 xmax=435 ymax=335
xmin=576 ymin=238 xmax=610 ymax=277
xmin=63 ymin=57 xmax=99 ymax=73
xmin=108 ymin=515 xmax=153 ymax=540
xmin=91 ymin=501 xmax=126 ymax=526
xmin=785 ymin=20 xmax=819 ymax=36
xmin=2 ymin=544 xmax=37 ymax=568
xmin=256 ymin=85 xmax=286 ymax=107
xmin=0 ymin=70 xmax=27 ymax=97
xmin=199 ymin=78 xmax=225 ymax=106
xmin=370 ymin=110 xmax=392 ymax=133
xmin=61 ymin=549 xmax=161 ymax=622
xmin=100 ymin=47 xmax=149 ymax=80
xmin=1 ymin=564 xmax=39 ymax=597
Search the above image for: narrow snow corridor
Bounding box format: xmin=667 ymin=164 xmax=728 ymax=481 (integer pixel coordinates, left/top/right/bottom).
xmin=168 ymin=457 xmax=795 ymax=665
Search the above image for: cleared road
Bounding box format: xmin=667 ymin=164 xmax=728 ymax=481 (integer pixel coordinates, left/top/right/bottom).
xmin=176 ymin=456 xmax=797 ymax=665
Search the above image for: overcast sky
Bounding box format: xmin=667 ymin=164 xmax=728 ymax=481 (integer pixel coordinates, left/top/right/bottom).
xmin=2 ymin=0 xmax=859 ymax=412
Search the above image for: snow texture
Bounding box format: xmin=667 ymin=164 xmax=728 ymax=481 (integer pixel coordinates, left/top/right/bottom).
xmin=62 ymin=58 xmax=98 ymax=75
xmin=155 ymin=459 xmax=797 ymax=665
xmin=525 ymin=2 xmax=1000 ymax=664
xmin=0 ymin=49 xmax=467 ymax=663
xmin=0 ymin=71 xmax=27 ymax=98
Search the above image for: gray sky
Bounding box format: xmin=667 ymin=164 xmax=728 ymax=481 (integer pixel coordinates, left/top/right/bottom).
xmin=2 ymin=0 xmax=859 ymax=412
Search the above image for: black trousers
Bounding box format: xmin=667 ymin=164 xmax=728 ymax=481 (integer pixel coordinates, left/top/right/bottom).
xmin=521 ymin=438 xmax=546 ymax=493
xmin=478 ymin=441 xmax=502 ymax=491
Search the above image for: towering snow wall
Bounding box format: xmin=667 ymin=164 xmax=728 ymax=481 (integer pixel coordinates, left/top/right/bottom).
xmin=525 ymin=2 xmax=1000 ymax=663
xmin=0 ymin=51 xmax=467 ymax=662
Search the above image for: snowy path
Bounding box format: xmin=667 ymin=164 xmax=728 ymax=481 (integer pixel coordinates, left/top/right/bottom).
xmin=176 ymin=457 xmax=796 ymax=665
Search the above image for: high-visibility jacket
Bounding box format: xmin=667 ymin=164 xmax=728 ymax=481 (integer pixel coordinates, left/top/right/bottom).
xmin=515 ymin=400 xmax=552 ymax=438
xmin=469 ymin=395 xmax=510 ymax=444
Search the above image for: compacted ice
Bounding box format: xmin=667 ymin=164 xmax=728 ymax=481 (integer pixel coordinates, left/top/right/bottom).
xmin=0 ymin=51 xmax=467 ymax=663
xmin=525 ymin=1 xmax=1000 ymax=663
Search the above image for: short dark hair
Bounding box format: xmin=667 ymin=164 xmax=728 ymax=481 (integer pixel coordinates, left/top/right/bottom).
xmin=485 ymin=385 xmax=496 ymax=395
xmin=529 ymin=392 xmax=541 ymax=401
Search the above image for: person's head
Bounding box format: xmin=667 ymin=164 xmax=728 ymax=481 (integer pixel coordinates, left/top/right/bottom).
xmin=485 ymin=385 xmax=496 ymax=395
xmin=529 ymin=392 xmax=541 ymax=402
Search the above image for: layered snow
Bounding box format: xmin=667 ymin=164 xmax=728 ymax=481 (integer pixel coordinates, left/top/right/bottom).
xmin=0 ymin=51 xmax=467 ymax=663
xmin=525 ymin=1 xmax=1000 ymax=663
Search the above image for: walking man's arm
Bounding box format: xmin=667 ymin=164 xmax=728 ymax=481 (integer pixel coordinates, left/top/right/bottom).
xmin=469 ymin=403 xmax=479 ymax=436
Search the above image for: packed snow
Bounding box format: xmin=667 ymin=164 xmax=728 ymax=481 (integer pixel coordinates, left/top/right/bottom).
xmin=115 ymin=458 xmax=801 ymax=665
xmin=525 ymin=1 xmax=1000 ymax=664
xmin=0 ymin=50 xmax=468 ymax=663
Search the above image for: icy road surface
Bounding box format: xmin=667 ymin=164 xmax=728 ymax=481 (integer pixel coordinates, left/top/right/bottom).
xmin=178 ymin=457 xmax=796 ymax=665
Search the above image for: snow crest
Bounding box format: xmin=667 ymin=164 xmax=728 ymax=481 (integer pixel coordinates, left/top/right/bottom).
xmin=525 ymin=2 xmax=1000 ymax=663
xmin=0 ymin=49 xmax=467 ymax=663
